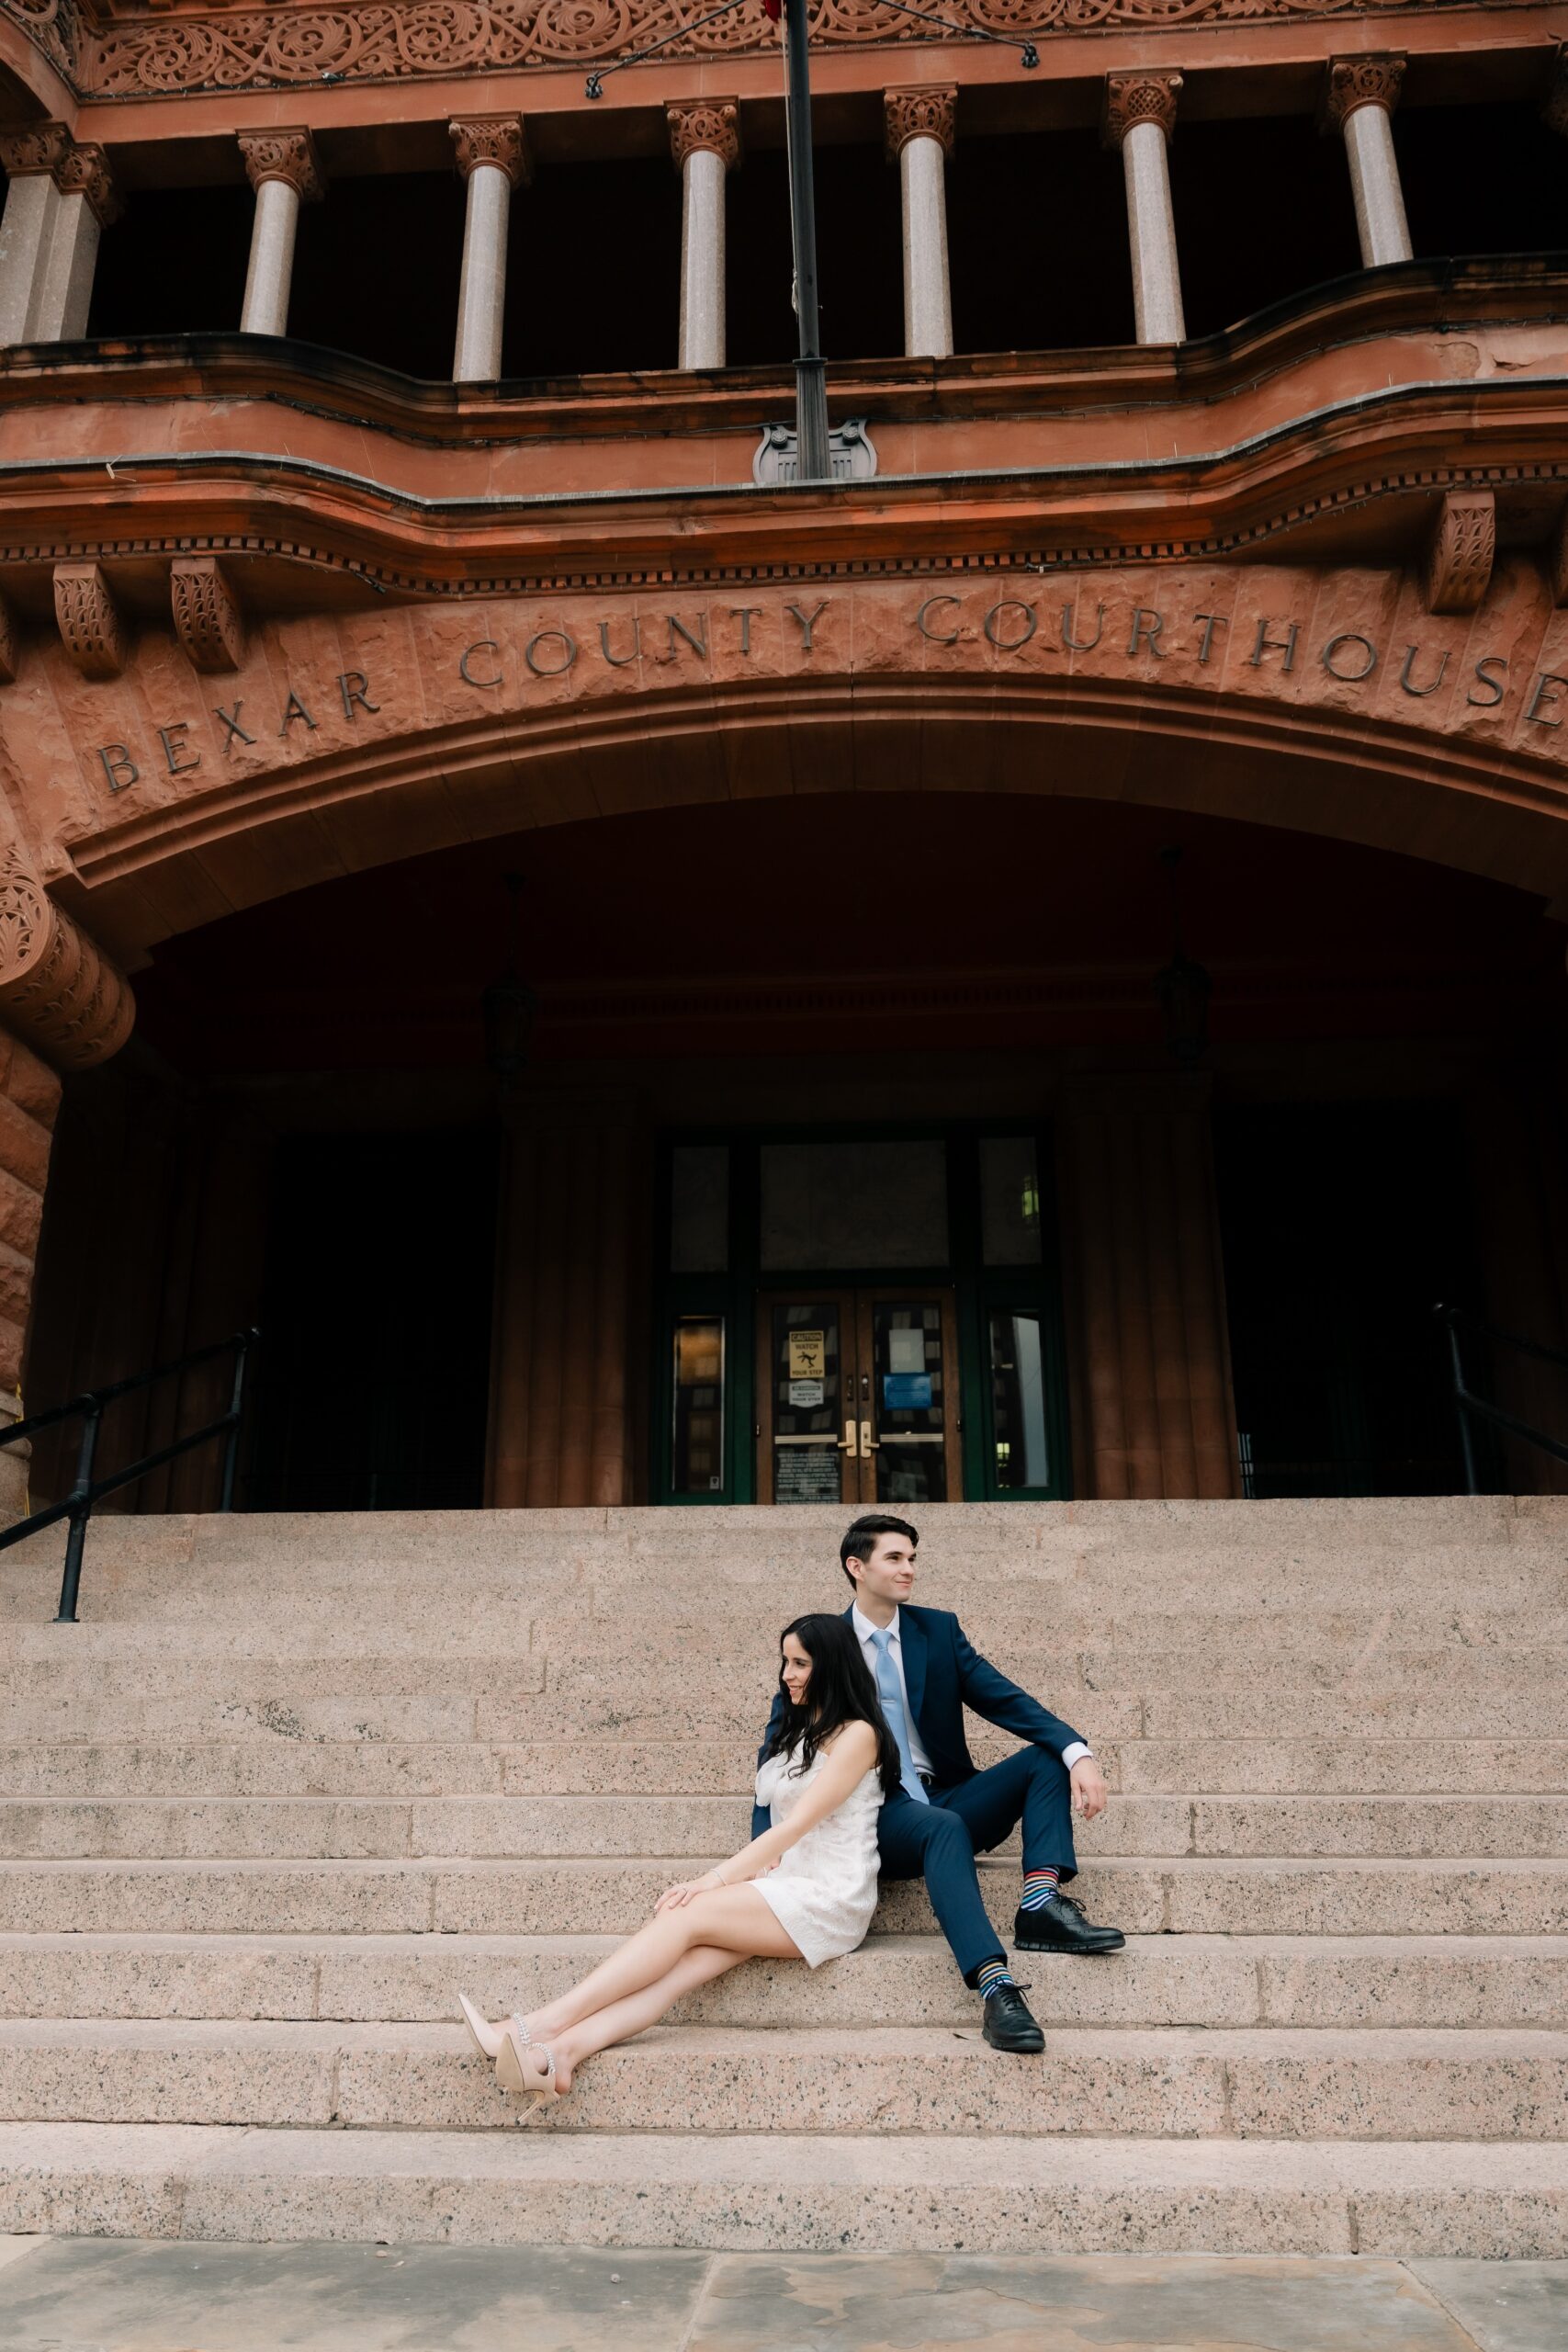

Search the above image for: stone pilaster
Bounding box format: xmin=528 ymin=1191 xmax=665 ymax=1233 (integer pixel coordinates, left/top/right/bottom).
xmin=0 ymin=123 xmax=120 ymax=347
xmin=886 ymin=87 xmax=955 ymax=362
xmin=238 ymin=130 xmax=324 ymax=338
xmin=1103 ymin=74 xmax=1185 ymax=346
xmin=668 ymin=100 xmax=739 ymax=372
xmin=1323 ymin=56 xmax=1412 ymax=269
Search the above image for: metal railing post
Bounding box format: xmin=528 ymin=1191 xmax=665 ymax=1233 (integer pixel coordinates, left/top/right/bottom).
xmin=220 ymin=1330 xmax=255 ymax=1513
xmin=54 ymin=1399 xmax=102 ymax=1623
xmin=1439 ymin=1307 xmax=1480 ymax=1498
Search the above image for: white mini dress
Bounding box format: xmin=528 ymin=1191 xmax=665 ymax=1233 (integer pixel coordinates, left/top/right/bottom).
xmin=752 ymin=1737 xmax=884 ymax=1968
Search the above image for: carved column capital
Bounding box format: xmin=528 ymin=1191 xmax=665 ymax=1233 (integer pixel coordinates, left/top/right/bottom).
xmin=0 ymin=125 xmax=121 ymax=225
xmin=667 ymin=99 xmax=741 ymax=174
xmin=0 ymin=843 xmax=134 ymax=1072
xmin=171 ymin=556 xmax=244 ymax=674
xmin=1323 ymin=54 xmax=1407 ymax=132
xmin=0 ymin=122 xmax=70 ymax=182
xmin=239 ymin=129 xmax=325 ymax=202
xmin=1423 ymin=488 xmax=1495 ymax=615
xmin=52 ymin=562 xmax=123 ymax=681
xmin=449 ymin=116 xmax=531 ymax=189
xmin=884 ymin=85 xmax=956 ymax=163
xmin=1103 ymin=72 xmax=1181 ymax=150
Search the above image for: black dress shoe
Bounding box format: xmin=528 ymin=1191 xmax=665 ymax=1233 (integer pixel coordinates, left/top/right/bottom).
xmin=1012 ymin=1893 xmax=1126 ymax=1955
xmin=980 ymin=1983 xmax=1045 ymax=2055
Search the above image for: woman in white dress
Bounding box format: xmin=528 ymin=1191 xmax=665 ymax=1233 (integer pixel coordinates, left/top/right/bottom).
xmin=457 ymin=1612 xmax=900 ymax=2099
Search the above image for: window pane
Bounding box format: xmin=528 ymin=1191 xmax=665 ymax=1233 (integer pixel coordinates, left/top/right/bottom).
xmin=980 ymin=1136 xmax=1042 ymax=1265
xmin=989 ymin=1308 xmax=1050 ymax=1489
xmin=873 ymin=1300 xmax=949 ymax=1505
xmin=761 ymin=1140 xmax=947 ymax=1270
xmin=769 ymin=1301 xmax=845 ymax=1504
xmin=671 ymin=1145 xmax=728 ymax=1272
xmin=671 ymin=1315 xmax=725 ymax=1491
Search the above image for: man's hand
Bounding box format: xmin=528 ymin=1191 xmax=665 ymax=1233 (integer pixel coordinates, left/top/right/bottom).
xmin=1069 ymin=1756 xmax=1109 ymax=1821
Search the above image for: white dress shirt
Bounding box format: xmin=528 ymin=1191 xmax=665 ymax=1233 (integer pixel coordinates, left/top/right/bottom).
xmin=851 ymin=1601 xmax=1092 ymax=1778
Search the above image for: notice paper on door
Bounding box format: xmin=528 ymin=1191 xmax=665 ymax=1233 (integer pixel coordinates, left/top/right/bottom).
xmin=787 ymin=1379 xmax=825 ymax=1408
xmin=787 ymin=1330 xmax=826 ymax=1379
xmin=886 ymin=1329 xmax=926 ymax=1375
xmin=885 ymin=1374 xmax=933 ymax=1409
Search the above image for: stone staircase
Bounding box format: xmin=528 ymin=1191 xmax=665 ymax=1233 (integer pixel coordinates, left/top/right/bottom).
xmin=0 ymin=1498 xmax=1564 ymax=2252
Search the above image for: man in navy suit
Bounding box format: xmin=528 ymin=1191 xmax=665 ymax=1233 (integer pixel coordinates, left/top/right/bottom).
xmin=752 ymin=1512 xmax=1124 ymax=2053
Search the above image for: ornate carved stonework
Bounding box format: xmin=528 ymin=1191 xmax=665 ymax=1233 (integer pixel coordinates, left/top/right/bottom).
xmin=0 ymin=598 xmax=18 ymax=689
xmin=884 ymin=85 xmax=956 ymax=163
xmin=171 ymin=556 xmax=244 ymax=674
xmin=52 ymin=562 xmax=123 ymax=680
xmin=1548 ymin=503 xmax=1568 ymax=606
xmin=54 ymin=141 xmax=121 ymax=226
xmin=1423 ymin=489 xmax=1495 ymax=616
xmin=0 ymin=122 xmax=69 ymax=179
xmin=1323 ymin=53 xmax=1406 ymax=130
xmin=0 ymin=842 xmax=134 ymax=1072
xmin=41 ymin=0 xmax=1538 ymax=104
xmin=450 ymin=115 xmax=531 ymax=188
xmin=667 ymin=99 xmax=740 ymax=175
xmin=1104 ymin=71 xmax=1181 ymax=148
xmin=239 ymin=128 xmax=325 ymax=201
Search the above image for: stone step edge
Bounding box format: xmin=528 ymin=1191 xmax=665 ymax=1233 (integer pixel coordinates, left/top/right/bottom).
xmin=3 ymin=1855 xmax=1564 ymax=1876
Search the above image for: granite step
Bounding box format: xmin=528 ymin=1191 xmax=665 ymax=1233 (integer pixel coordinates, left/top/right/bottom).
xmin=0 ymin=1855 xmax=1562 ymax=1938
xmin=6 ymin=1931 xmax=1564 ymax=2030
xmin=5 ymin=1734 xmax=1563 ymax=1798
xmin=0 ymin=2122 xmax=1564 ymax=2253
xmin=0 ymin=1791 xmax=1561 ymax=1863
xmin=2 ymin=2019 xmax=1563 ymax=2141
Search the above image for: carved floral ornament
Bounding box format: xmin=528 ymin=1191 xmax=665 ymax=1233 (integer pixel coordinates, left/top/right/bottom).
xmin=4 ymin=0 xmax=1545 ymax=104
xmin=238 ymin=128 xmax=325 ymax=199
xmin=668 ymin=99 xmax=740 ymax=174
xmin=0 ymin=121 xmax=120 ymax=225
xmin=1104 ymin=71 xmax=1181 ymax=147
xmin=449 ymin=114 xmax=531 ymax=187
xmin=1322 ymin=52 xmax=1406 ymax=131
xmin=885 ymin=85 xmax=956 ymax=162
xmin=0 ymin=842 xmax=134 ymax=1072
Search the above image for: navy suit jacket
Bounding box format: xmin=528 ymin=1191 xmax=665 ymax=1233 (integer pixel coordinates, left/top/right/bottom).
xmin=750 ymin=1601 xmax=1084 ymax=1840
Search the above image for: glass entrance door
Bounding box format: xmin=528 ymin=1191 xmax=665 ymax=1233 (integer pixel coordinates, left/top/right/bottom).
xmin=758 ymin=1290 xmax=962 ymax=1504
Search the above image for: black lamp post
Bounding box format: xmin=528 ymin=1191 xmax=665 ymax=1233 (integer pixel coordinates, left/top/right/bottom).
xmin=482 ymin=872 xmax=536 ymax=1088
xmin=1153 ymin=844 xmax=1212 ymax=1064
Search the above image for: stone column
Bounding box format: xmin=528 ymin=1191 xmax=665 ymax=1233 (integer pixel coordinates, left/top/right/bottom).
xmin=486 ymin=1098 xmax=638 ymax=1507
xmin=1103 ymin=73 xmax=1186 ymax=346
xmin=667 ymin=100 xmax=739 ymax=372
xmin=1056 ymin=1076 xmax=1240 ymax=1499
xmin=238 ymin=130 xmax=324 ymax=337
xmin=449 ymin=116 xmax=529 ymax=384
xmin=884 ymin=86 xmax=955 ymax=362
xmin=0 ymin=124 xmax=120 ymax=347
xmin=1324 ymin=56 xmax=1411 ymax=269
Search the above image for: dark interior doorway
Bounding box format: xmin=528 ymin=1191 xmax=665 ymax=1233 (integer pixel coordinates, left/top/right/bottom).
xmin=1215 ymin=1102 xmax=1479 ymax=1498
xmin=247 ymin=1131 xmax=498 ymax=1510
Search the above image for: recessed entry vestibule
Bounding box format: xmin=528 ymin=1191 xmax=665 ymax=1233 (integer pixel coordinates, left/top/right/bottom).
xmin=657 ymin=1127 xmax=1069 ymax=1506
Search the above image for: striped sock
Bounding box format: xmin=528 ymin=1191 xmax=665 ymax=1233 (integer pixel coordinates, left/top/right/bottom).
xmin=1020 ymin=1868 xmax=1061 ymax=1912
xmin=976 ymin=1958 xmax=1016 ymax=1998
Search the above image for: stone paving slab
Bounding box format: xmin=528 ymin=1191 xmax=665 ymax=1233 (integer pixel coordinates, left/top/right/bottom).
xmin=0 ymin=2243 xmax=1564 ymax=2351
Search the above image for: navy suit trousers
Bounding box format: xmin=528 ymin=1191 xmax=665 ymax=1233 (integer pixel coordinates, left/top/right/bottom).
xmin=876 ymin=1745 xmax=1077 ymax=1983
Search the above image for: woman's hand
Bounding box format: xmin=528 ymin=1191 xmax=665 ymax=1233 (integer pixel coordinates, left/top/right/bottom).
xmin=655 ymin=1869 xmax=726 ymax=1912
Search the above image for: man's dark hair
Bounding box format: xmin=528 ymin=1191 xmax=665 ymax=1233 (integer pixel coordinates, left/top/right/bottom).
xmin=840 ymin=1513 xmax=919 ymax=1588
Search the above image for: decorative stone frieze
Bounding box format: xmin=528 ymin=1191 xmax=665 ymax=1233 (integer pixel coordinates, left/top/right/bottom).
xmin=1104 ymin=71 xmax=1181 ymax=149
xmin=0 ymin=123 xmax=120 ymax=224
xmin=0 ymin=842 xmax=134 ymax=1071
xmin=450 ymin=116 xmax=531 ymax=189
xmin=1423 ymin=489 xmax=1495 ymax=615
xmin=884 ymin=85 xmax=956 ymax=163
xmin=238 ymin=129 xmax=325 ymax=202
xmin=52 ymin=562 xmax=123 ymax=680
xmin=1322 ymin=53 xmax=1406 ymax=130
xmin=171 ymin=557 xmax=244 ymax=674
xmin=667 ymin=100 xmax=741 ymax=175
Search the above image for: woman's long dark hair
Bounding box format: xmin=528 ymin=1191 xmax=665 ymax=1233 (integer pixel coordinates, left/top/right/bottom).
xmin=763 ymin=1613 xmax=904 ymax=1802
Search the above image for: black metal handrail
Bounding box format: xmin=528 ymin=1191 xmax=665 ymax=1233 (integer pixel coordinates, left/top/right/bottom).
xmin=0 ymin=1329 xmax=259 ymax=1622
xmin=1434 ymin=1304 xmax=1568 ymax=1495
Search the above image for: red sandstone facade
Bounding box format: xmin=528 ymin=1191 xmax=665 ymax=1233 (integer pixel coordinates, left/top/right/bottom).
xmin=0 ymin=0 xmax=1566 ymax=1511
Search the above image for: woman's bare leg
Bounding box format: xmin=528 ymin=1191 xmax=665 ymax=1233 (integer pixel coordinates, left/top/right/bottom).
xmin=545 ymin=1941 xmax=750 ymax=2090
xmin=519 ymin=1885 xmax=799 ymax=2047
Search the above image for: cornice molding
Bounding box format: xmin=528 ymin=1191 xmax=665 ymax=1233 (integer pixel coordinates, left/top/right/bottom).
xmin=2 ymin=0 xmax=1545 ymax=104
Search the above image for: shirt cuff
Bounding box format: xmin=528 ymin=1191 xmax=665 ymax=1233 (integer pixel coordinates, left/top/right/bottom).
xmin=1060 ymin=1741 xmax=1092 ymax=1770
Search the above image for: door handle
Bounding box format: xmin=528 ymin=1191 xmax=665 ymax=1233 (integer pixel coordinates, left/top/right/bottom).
xmin=861 ymin=1419 xmax=878 ymax=1453
xmin=836 ymin=1420 xmax=859 ymax=1455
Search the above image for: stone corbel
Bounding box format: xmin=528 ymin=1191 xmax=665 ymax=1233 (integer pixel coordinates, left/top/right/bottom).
xmin=450 ymin=116 xmax=532 ymax=189
xmin=1103 ymin=72 xmax=1182 ymax=149
xmin=238 ymin=129 xmax=326 ymax=203
xmin=1423 ymin=489 xmax=1495 ymax=616
xmin=667 ymin=100 xmax=741 ymax=175
xmin=171 ymin=556 xmax=244 ymax=674
xmin=884 ymin=86 xmax=956 ymax=164
xmin=0 ymin=842 xmax=133 ymax=1071
xmin=53 ymin=561 xmax=123 ymax=680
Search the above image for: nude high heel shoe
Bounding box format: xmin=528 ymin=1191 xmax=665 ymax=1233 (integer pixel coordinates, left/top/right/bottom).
xmin=495 ymin=2015 xmax=564 ymax=2103
xmin=457 ymin=1992 xmax=503 ymax=2063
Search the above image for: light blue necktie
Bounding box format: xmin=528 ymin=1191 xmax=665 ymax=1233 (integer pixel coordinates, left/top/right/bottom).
xmin=871 ymin=1627 xmax=929 ymax=1804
